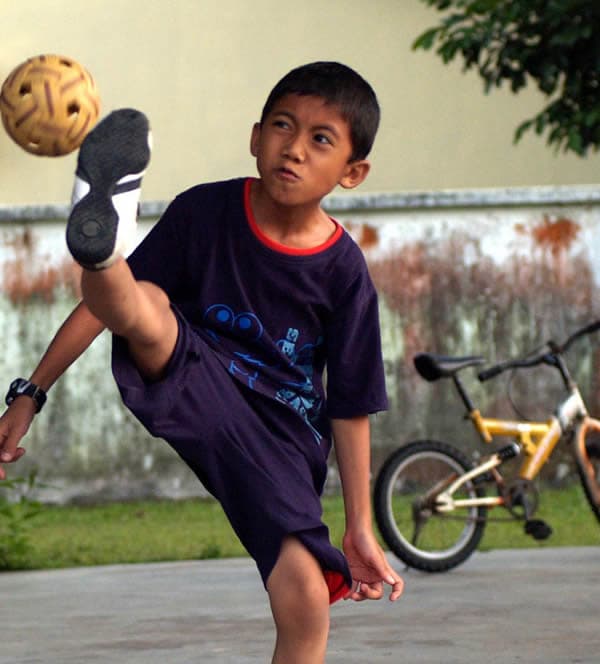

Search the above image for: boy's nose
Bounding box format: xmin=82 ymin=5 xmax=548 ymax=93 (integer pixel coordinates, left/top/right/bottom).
xmin=282 ymin=134 xmax=305 ymax=162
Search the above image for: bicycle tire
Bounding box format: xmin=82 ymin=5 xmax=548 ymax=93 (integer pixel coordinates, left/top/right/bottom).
xmin=374 ymin=440 xmax=487 ymax=572
xmin=574 ymin=421 xmax=600 ymax=523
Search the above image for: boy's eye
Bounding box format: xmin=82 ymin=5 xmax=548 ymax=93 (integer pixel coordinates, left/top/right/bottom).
xmin=314 ymin=133 xmax=332 ymax=146
xmin=273 ymin=119 xmax=290 ymax=129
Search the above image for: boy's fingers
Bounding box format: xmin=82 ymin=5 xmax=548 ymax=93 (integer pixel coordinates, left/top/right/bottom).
xmin=373 ymin=556 xmax=405 ymax=601
xmin=0 ymin=444 xmax=26 ymax=464
xmin=361 ymin=582 xmax=383 ymax=600
xmin=0 ymin=447 xmax=26 ymax=480
xmin=10 ymin=447 xmax=26 ymax=462
xmin=0 ymin=432 xmax=20 ymax=460
xmin=385 ymin=570 xmax=405 ymax=601
xmin=388 ymin=578 xmax=404 ymax=601
xmin=0 ymin=423 xmax=27 ymax=462
xmin=346 ymin=580 xmax=385 ymax=602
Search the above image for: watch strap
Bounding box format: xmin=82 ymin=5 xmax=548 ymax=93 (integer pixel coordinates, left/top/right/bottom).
xmin=5 ymin=378 xmax=47 ymax=413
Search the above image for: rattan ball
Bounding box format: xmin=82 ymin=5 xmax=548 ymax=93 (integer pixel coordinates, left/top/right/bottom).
xmin=0 ymin=54 xmax=100 ymax=156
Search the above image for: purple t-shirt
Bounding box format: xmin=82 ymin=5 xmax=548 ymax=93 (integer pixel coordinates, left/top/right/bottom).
xmin=127 ymin=177 xmax=387 ymax=447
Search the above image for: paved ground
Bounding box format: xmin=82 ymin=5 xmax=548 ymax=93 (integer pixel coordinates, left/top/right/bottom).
xmin=1 ymin=547 xmax=598 ymax=663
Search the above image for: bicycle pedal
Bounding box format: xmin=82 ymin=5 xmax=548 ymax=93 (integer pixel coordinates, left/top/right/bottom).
xmin=524 ymin=519 xmax=553 ymax=541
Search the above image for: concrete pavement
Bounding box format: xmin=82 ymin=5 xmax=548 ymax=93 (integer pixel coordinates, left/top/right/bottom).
xmin=1 ymin=547 xmax=599 ymax=663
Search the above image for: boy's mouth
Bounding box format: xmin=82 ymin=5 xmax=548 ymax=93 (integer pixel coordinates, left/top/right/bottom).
xmin=276 ymin=166 xmax=300 ymax=181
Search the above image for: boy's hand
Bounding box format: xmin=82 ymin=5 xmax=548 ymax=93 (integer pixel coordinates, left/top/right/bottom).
xmin=342 ymin=528 xmax=404 ymax=602
xmin=0 ymin=398 xmax=36 ymax=480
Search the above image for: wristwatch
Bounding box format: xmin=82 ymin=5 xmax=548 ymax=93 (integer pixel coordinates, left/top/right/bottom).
xmin=5 ymin=378 xmax=47 ymax=413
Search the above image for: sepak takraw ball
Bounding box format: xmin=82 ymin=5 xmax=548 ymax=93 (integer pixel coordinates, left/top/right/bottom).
xmin=0 ymin=54 xmax=100 ymax=156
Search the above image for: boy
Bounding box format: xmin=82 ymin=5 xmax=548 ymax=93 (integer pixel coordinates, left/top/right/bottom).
xmin=0 ymin=61 xmax=404 ymax=662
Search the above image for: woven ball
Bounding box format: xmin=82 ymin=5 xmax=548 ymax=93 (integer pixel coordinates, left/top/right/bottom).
xmin=0 ymin=54 xmax=100 ymax=156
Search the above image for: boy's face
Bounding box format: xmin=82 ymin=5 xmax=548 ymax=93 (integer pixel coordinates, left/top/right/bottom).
xmin=250 ymin=94 xmax=369 ymax=209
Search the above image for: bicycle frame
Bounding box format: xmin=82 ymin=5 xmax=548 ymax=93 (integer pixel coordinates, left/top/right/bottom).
xmin=436 ymin=385 xmax=588 ymax=512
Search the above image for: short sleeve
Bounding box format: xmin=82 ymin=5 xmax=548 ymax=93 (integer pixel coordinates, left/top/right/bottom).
xmin=127 ymin=196 xmax=187 ymax=297
xmin=325 ymin=265 xmax=388 ymax=419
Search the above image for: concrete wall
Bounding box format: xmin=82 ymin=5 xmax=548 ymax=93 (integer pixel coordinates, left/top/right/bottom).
xmin=2 ymin=0 xmax=599 ymax=208
xmin=3 ymin=1 xmax=599 ymax=501
xmin=2 ymin=185 xmax=599 ymax=502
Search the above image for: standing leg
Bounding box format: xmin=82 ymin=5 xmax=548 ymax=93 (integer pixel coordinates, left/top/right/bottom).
xmin=267 ymin=536 xmax=331 ymax=664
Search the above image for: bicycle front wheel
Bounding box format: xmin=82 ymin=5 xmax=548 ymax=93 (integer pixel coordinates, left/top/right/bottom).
xmin=374 ymin=440 xmax=487 ymax=572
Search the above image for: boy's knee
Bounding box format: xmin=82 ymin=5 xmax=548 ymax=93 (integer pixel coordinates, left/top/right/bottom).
xmin=285 ymin=568 xmax=330 ymax=611
xmin=138 ymin=280 xmax=171 ymax=310
xmin=267 ymin=537 xmax=330 ymax=625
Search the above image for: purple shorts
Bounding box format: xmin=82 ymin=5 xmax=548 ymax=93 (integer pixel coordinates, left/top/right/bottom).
xmin=111 ymin=307 xmax=351 ymax=602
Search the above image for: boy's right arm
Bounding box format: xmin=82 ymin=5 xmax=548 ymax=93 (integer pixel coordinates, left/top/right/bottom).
xmin=0 ymin=301 xmax=105 ymax=479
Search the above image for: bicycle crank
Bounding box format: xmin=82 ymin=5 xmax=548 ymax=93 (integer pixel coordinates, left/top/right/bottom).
xmin=502 ymin=478 xmax=553 ymax=540
xmin=502 ymin=478 xmax=539 ymax=519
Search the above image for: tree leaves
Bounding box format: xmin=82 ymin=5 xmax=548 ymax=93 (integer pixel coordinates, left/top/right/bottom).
xmin=414 ymin=0 xmax=600 ymax=155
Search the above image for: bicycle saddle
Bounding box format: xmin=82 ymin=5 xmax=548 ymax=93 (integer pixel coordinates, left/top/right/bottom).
xmin=414 ymin=352 xmax=485 ymax=382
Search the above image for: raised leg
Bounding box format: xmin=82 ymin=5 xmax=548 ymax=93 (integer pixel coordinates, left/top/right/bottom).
xmin=81 ymin=260 xmax=177 ymax=380
xmin=67 ymin=108 xmax=176 ymax=379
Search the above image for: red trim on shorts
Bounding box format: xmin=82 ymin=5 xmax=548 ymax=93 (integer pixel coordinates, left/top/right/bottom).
xmin=324 ymin=570 xmax=350 ymax=605
xmin=244 ymin=178 xmax=343 ymax=256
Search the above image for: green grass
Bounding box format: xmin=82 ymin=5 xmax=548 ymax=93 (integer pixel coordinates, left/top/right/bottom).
xmin=478 ymin=483 xmax=600 ymax=550
xmin=383 ymin=483 xmax=600 ymax=555
xmin=11 ymin=498 xmax=248 ymax=570
xmin=1 ymin=486 xmax=598 ymax=571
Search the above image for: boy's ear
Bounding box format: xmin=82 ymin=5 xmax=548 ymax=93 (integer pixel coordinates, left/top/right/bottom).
xmin=339 ymin=160 xmax=370 ymax=190
xmin=250 ymin=122 xmax=261 ymax=157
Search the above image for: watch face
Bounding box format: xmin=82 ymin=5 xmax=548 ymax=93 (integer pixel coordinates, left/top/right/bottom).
xmin=10 ymin=379 xmax=31 ymax=394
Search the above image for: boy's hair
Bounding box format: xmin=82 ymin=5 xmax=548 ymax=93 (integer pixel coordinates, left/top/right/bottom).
xmin=260 ymin=61 xmax=380 ymax=162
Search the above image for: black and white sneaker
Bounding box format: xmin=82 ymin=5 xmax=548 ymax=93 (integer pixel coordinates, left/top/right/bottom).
xmin=66 ymin=108 xmax=151 ymax=270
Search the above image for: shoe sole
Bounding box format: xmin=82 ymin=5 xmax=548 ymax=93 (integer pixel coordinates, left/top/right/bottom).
xmin=66 ymin=108 xmax=150 ymax=269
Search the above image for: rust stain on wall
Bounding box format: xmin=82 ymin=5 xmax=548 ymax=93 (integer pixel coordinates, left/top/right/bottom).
xmin=528 ymin=215 xmax=580 ymax=256
xmin=3 ymin=226 xmax=35 ymax=252
xmin=344 ymin=221 xmax=380 ymax=250
xmin=1 ymin=228 xmax=81 ymax=303
xmin=517 ymin=216 xmax=580 ymax=287
xmin=369 ymin=242 xmax=432 ymax=312
xmin=3 ymin=259 xmax=81 ymax=304
xmin=369 ymin=227 xmax=593 ymax=349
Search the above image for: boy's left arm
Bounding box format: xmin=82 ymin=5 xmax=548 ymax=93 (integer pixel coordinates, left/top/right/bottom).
xmin=331 ymin=416 xmax=404 ymax=602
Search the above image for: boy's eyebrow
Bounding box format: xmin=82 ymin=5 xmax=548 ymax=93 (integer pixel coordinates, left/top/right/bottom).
xmin=272 ymin=110 xmax=341 ymax=138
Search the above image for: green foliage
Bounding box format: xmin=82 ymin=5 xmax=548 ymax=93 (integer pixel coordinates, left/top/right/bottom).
xmin=0 ymin=472 xmax=43 ymax=569
xmin=414 ymin=0 xmax=600 ymax=155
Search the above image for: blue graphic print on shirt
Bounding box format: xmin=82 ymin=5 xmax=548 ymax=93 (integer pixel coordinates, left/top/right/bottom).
xmin=203 ymin=305 xmax=323 ymax=442
xmin=204 ymin=304 xmax=264 ymax=342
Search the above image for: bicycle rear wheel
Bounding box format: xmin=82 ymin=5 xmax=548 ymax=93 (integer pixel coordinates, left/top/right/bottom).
xmin=574 ymin=418 xmax=600 ymax=523
xmin=374 ymin=440 xmax=487 ymax=572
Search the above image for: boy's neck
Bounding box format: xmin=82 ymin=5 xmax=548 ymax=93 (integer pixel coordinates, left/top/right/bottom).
xmin=249 ymin=179 xmax=337 ymax=250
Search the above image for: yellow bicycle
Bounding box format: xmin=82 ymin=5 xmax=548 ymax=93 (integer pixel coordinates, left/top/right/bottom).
xmin=374 ymin=320 xmax=600 ymax=572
